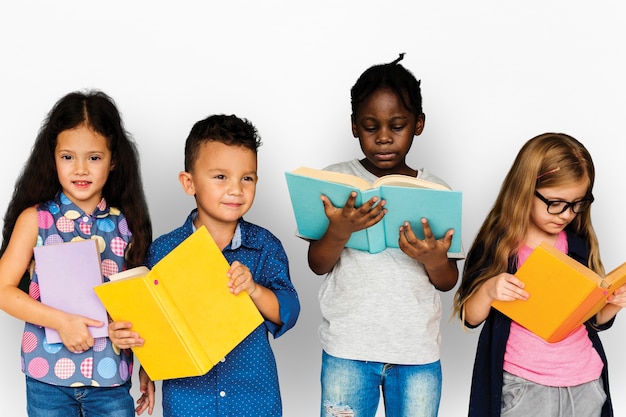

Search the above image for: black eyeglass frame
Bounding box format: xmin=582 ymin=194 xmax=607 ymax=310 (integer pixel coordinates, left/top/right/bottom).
xmin=534 ymin=190 xmax=594 ymax=214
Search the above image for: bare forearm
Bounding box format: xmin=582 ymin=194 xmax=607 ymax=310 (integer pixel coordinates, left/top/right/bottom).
xmin=308 ymin=227 xmax=351 ymax=275
xmin=463 ymin=284 xmax=494 ymax=326
xmin=0 ymin=285 xmax=68 ymax=330
xmin=595 ymin=303 xmax=621 ymax=326
xmin=249 ymin=285 xmax=281 ymax=325
xmin=425 ymin=259 xmax=458 ymax=292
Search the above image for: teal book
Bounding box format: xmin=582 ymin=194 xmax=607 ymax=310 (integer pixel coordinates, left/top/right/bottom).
xmin=285 ymin=166 xmax=463 ymax=255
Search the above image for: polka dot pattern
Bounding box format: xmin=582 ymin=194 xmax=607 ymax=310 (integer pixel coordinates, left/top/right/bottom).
xmin=109 ymin=237 xmax=127 ymax=257
xmin=21 ymin=192 xmax=133 ymax=388
xmin=38 ymin=211 xmax=54 ymax=229
xmin=79 ymin=221 xmax=91 ymax=235
xmin=118 ymin=218 xmax=130 ymax=236
xmin=43 ymin=339 xmax=63 ymax=354
xmin=22 ymin=332 xmax=38 ymax=353
xmin=97 ymin=358 xmax=117 ymax=379
xmin=80 ymin=357 xmax=94 ymax=378
xmin=27 ymin=357 xmax=49 ymax=379
xmin=101 ymin=259 xmax=120 ymax=278
xmin=148 ymin=211 xmax=299 ymax=416
xmin=54 ymin=358 xmax=76 ymax=379
xmin=44 ymin=234 xmax=64 ymax=246
xmin=29 ymin=282 xmax=40 ymax=300
xmin=56 ymin=216 xmax=75 ymax=233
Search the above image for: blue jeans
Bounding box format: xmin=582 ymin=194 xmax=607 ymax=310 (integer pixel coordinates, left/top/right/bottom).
xmin=26 ymin=376 xmax=134 ymax=417
xmin=321 ymin=351 xmax=442 ymax=417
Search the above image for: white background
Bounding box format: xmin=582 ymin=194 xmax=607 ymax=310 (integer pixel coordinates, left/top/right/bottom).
xmin=1 ymin=1 xmax=625 ymax=416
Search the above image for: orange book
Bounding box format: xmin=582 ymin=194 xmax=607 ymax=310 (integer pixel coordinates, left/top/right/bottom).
xmin=491 ymin=242 xmax=626 ymax=343
xmin=94 ymin=226 xmax=263 ymax=380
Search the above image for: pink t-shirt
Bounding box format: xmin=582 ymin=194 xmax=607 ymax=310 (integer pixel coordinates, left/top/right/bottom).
xmin=502 ymin=231 xmax=603 ymax=387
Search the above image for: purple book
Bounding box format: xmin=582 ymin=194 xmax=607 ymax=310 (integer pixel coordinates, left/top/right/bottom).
xmin=34 ymin=239 xmax=109 ymax=344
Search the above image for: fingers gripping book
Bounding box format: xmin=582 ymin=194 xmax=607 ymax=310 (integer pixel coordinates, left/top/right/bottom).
xmin=492 ymin=242 xmax=626 ymax=343
xmin=94 ymin=226 xmax=264 ymax=380
xmin=285 ymin=166 xmax=463 ymax=255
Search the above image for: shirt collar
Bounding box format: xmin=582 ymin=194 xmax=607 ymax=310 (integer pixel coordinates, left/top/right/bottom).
xmin=188 ymin=209 xmax=242 ymax=250
xmin=188 ymin=209 xmax=259 ymax=251
xmin=55 ymin=192 xmax=110 ymax=219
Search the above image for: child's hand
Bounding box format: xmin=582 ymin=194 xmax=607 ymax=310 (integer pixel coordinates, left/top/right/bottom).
xmin=485 ymin=272 xmax=529 ymax=302
xmin=227 ymin=261 xmax=257 ymax=296
xmin=321 ymin=192 xmax=386 ymax=239
xmin=398 ymin=218 xmax=452 ymax=265
xmin=607 ymin=283 xmax=626 ymax=308
xmin=135 ymin=366 xmax=155 ymax=415
xmin=57 ymin=314 xmax=103 ymax=353
xmin=108 ymin=321 xmax=144 ymax=349
xmin=399 ymin=219 xmax=459 ymax=291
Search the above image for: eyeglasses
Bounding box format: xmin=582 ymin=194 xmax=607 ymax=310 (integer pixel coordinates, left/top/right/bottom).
xmin=534 ymin=190 xmax=594 ymax=214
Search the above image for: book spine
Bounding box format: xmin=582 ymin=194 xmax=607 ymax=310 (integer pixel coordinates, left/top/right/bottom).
xmin=148 ymin=272 xmax=212 ymax=372
xmin=550 ymin=287 xmax=606 ymax=342
xmin=361 ymin=189 xmax=386 ymax=254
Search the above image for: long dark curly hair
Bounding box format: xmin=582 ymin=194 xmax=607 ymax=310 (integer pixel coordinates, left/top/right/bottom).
xmin=1 ymin=90 xmax=152 ymax=273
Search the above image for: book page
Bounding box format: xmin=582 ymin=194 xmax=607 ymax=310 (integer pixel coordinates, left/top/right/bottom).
xmin=108 ymin=266 xmax=150 ymax=282
xmin=603 ymin=262 xmax=626 ymax=288
xmin=291 ymin=166 xmax=371 ymax=190
xmin=373 ymin=174 xmax=450 ymax=190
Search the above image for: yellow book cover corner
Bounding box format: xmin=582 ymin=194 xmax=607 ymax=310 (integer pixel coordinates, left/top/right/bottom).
xmin=95 ymin=226 xmax=264 ymax=380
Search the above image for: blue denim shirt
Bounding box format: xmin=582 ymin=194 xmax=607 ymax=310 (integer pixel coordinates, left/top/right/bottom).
xmin=145 ymin=210 xmax=299 ymax=416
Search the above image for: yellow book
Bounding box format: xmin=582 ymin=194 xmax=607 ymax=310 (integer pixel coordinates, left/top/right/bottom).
xmin=94 ymin=226 xmax=264 ymax=380
xmin=491 ymin=242 xmax=626 ymax=343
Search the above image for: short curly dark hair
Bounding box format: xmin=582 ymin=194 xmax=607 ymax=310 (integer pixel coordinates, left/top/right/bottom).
xmin=350 ymin=53 xmax=423 ymax=119
xmin=183 ymin=114 xmax=262 ymax=172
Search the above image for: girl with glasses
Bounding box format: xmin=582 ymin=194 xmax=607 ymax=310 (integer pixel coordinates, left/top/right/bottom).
xmin=453 ymin=133 xmax=626 ymax=417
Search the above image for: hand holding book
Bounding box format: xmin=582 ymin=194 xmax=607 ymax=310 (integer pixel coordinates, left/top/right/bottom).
xmin=285 ymin=166 xmax=463 ymax=254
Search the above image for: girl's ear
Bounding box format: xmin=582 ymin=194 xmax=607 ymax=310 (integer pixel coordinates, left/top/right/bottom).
xmin=178 ymin=171 xmax=196 ymax=196
xmin=351 ymin=114 xmax=358 ymax=138
xmin=414 ymin=113 xmax=426 ymax=136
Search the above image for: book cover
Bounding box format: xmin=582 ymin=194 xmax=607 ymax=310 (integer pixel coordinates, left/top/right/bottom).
xmin=34 ymin=239 xmax=108 ymax=344
xmin=491 ymin=242 xmax=626 ymax=343
xmin=93 ymin=226 xmax=264 ymax=380
xmin=285 ymin=166 xmax=463 ymax=254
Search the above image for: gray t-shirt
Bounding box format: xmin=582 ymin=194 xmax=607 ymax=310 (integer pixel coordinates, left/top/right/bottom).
xmin=318 ymin=159 xmax=455 ymax=364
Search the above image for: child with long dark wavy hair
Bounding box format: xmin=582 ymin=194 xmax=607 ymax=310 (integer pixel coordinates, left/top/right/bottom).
xmin=0 ymin=90 xmax=152 ymax=417
xmin=454 ymin=133 xmax=626 ymax=417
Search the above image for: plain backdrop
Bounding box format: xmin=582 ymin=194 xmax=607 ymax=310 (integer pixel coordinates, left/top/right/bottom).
xmin=1 ymin=1 xmax=625 ymax=416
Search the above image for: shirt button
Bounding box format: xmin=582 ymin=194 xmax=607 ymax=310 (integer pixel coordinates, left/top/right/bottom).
xmin=220 ymin=358 xmax=226 ymax=363
xmin=219 ymin=391 xmax=226 ymax=397
xmin=82 ymin=216 xmax=89 ymax=222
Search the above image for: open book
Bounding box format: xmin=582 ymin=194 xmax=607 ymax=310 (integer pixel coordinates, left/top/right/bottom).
xmin=285 ymin=166 xmax=463 ymax=254
xmin=34 ymin=239 xmax=108 ymax=344
xmin=491 ymin=242 xmax=626 ymax=343
xmin=93 ymin=226 xmax=264 ymax=380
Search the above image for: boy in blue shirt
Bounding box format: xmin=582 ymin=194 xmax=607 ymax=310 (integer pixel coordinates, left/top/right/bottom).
xmin=111 ymin=114 xmax=300 ymax=417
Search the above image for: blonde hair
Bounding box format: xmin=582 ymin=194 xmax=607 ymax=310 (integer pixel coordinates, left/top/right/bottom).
xmin=453 ymin=133 xmax=602 ymax=321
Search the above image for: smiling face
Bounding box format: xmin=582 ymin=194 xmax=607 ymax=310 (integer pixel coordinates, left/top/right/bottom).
xmin=179 ymin=141 xmax=257 ymax=231
xmin=55 ymin=124 xmax=114 ymax=214
xmin=352 ymin=87 xmax=424 ymax=177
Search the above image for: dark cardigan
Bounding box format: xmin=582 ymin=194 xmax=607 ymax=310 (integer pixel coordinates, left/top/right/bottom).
xmin=464 ymin=230 xmax=614 ymax=417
